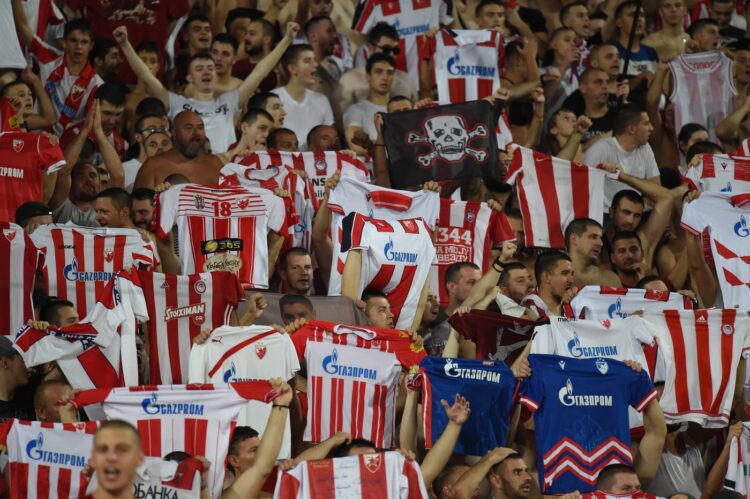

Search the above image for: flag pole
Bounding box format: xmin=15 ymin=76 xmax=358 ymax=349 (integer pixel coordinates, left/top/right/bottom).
xmin=618 ymin=0 xmax=644 ymax=105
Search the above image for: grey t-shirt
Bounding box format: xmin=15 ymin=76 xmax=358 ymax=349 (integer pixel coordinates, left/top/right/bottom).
xmin=168 ymin=89 xmax=240 ymax=154
xmin=53 ymin=198 xmax=98 ymax=227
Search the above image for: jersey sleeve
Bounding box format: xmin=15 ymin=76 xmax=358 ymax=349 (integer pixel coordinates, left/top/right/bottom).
xmin=152 ymin=185 xmax=180 ymax=239
xmin=629 ymin=369 xmax=658 ymax=412
xmin=628 ymin=317 xmax=655 ymax=347
xmin=28 ymin=35 xmax=62 ymax=64
xmin=489 ymin=210 xmax=515 ymax=244
xmin=339 ymin=213 xmax=372 ymax=253
xmin=529 ymin=325 xmax=554 ymax=354
xmin=281 ymin=334 xmax=301 ymax=379
xmin=680 ymin=198 xmax=708 ymax=234
xmin=187 ymin=342 xmax=209 ymax=383
xmin=37 ymin=135 xmax=66 ymax=173
xmin=264 ymin=193 xmax=286 ymax=234
xmin=518 ymin=355 xmax=544 ymax=412
xmin=229 ymin=380 xmax=279 ymax=403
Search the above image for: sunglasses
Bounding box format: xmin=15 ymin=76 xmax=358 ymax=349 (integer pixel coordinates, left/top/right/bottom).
xmin=376 ymin=45 xmax=401 ymax=56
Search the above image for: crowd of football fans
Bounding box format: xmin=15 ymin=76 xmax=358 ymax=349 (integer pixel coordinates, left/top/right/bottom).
xmin=2 ymin=0 xmax=750 ymax=497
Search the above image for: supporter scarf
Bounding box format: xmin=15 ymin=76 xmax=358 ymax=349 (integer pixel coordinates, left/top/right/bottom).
xmin=382 ymin=99 xmax=499 ymax=189
xmin=45 ymin=56 xmax=96 ymax=128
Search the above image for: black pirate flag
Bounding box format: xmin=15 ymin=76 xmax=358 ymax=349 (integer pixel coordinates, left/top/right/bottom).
xmin=382 ymin=99 xmax=499 ymax=189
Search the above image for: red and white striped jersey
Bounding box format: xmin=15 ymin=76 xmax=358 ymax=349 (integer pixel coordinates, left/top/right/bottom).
xmin=30 ymin=224 xmax=157 ymax=319
xmin=13 ymin=270 xmax=147 ymax=396
xmin=274 ymin=451 xmax=429 ymax=498
xmin=86 ymin=457 xmax=204 ymax=499
xmin=290 ymin=321 xmax=426 ymax=447
xmin=506 ymin=147 xmax=612 ymax=249
xmin=429 ymin=29 xmax=503 ymax=104
xmin=681 ymin=192 xmax=750 ymax=309
xmin=73 ymin=381 xmax=278 ymax=499
xmin=684 ymin=153 xmax=750 ymax=193
xmin=582 ymin=492 xmax=665 ymax=499
xmin=0 ymin=223 xmax=42 ymax=336
xmin=152 ymin=183 xmax=285 ymax=288
xmin=431 ymin=199 xmax=513 ymax=306
xmin=642 ymin=309 xmax=750 ymax=427
xmin=352 ymin=0 xmax=452 ymax=87
xmin=669 ymin=51 xmax=737 ymax=143
xmin=340 ymin=213 xmax=436 ymax=329
xmin=327 ymin=177 xmax=440 ymax=296
xmin=737 ymin=138 xmax=750 ymax=156
xmin=0 ymin=132 xmax=66 ymax=222
xmin=570 ymin=286 xmax=694 ymax=320
xmin=137 ymin=270 xmax=244 ymax=385
xmin=0 ymin=419 xmax=99 ymax=499
xmin=188 ymin=326 xmax=299 ymax=459
xmin=725 ymin=421 xmax=750 ymax=496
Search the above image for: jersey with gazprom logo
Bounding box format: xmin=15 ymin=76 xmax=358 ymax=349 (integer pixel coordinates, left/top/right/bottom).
xmin=570 ymin=286 xmax=694 ymax=320
xmin=415 ymin=356 xmax=517 ymax=455
xmin=520 ymin=354 xmax=657 ymax=494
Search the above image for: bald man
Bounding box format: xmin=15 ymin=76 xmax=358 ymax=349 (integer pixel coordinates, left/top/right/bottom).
xmin=133 ymin=111 xmax=224 ymax=189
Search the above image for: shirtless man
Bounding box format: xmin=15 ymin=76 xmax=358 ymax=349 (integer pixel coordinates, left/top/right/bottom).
xmin=642 ymin=0 xmax=690 ymax=58
xmin=565 ymin=218 xmax=621 ymax=287
xmin=133 ymin=111 xmax=223 ymax=189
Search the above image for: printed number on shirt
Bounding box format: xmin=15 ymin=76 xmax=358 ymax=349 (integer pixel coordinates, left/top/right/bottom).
xmin=437 ymin=227 xmax=472 ymax=245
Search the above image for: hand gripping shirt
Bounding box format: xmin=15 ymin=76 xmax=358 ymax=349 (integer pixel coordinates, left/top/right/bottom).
xmin=570 ymin=286 xmax=694 ymax=320
xmin=519 ymin=354 xmax=658 ymax=494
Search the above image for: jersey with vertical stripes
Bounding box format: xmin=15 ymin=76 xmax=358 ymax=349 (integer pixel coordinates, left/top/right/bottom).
xmin=138 ymin=270 xmax=243 ymax=385
xmin=415 ymin=356 xmax=516 ymax=455
xmin=582 ymin=492 xmax=665 ymax=499
xmin=152 ymin=183 xmax=285 ymax=288
xmin=724 ymin=421 xmax=750 ymax=496
xmin=0 ymin=419 xmax=99 ymax=499
xmin=0 ymin=132 xmax=66 ymax=221
xmin=352 ymin=0 xmax=452 ymax=87
xmin=681 ymin=192 xmax=750 ymax=309
xmin=520 ymin=354 xmax=658 ymax=494
xmin=274 ymin=451 xmax=429 ymax=498
xmin=0 ymin=223 xmax=42 ymax=336
xmin=669 ymin=51 xmax=737 ymax=143
xmin=429 ymin=29 xmax=503 ymax=104
xmin=187 ymin=326 xmax=299 ymax=459
xmin=13 ymin=270 xmax=147 ymax=404
xmin=86 ymin=457 xmax=204 ymax=499
xmin=30 ymin=224 xmax=157 ymax=320
xmin=340 ymin=213 xmax=436 ymax=329
xmin=73 ymin=382 xmax=278 ymax=499
xmin=642 ymin=309 xmax=750 ymax=427
xmin=432 ymin=199 xmax=513 ymax=306
xmin=684 ymin=153 xmax=750 ymax=193
xmin=506 ymin=147 xmax=611 ymax=249
xmin=570 ymin=286 xmax=694 ymax=320
xmin=290 ymin=321 xmax=426 ymax=448
xmin=327 ymin=177 xmax=440 ymax=296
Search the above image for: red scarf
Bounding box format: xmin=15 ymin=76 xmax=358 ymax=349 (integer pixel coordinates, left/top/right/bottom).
xmin=44 ymin=56 xmax=97 ymax=128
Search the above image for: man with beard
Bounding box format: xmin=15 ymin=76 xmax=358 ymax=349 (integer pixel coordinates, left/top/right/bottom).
xmin=523 ymin=251 xmax=576 ymax=320
xmin=305 ymin=16 xmax=342 ymax=84
xmin=210 ymin=34 xmax=243 ymax=94
xmin=234 ymin=18 xmax=279 ymax=91
xmin=52 ymin=162 xmax=101 ymax=227
xmin=279 ymin=247 xmax=313 ymax=295
xmin=565 ymin=218 xmax=620 ymax=288
xmin=610 ymin=231 xmax=648 ymax=288
xmin=133 ymin=111 xmax=223 ymax=189
xmin=496 ymin=263 xmax=536 ymax=317
xmin=130 ymin=188 xmax=155 ymax=231
xmin=90 ymin=38 xmax=122 ymax=82
xmin=452 ymin=448 xmax=535 ymax=499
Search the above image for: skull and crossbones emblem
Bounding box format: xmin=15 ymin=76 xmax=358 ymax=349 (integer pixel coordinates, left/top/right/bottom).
xmin=407 ymin=115 xmax=488 ymax=167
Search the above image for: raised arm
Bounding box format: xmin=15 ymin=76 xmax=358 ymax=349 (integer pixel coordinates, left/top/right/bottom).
xmin=91 ymin=101 xmax=125 ymax=188
xmin=238 ymin=22 xmax=299 ymax=104
xmin=421 ymin=395 xmax=471 ymax=488
xmin=633 ymin=398 xmax=667 ymax=487
xmin=20 ymin=67 xmax=57 ymax=130
xmin=113 ymin=26 xmax=169 ymax=108
xmin=340 ymin=249 xmax=363 ymax=302
xmin=11 ymin=0 xmax=34 ymax=45
xmin=701 ymin=422 xmax=744 ymax=499
xmin=452 ymin=447 xmax=516 ymax=499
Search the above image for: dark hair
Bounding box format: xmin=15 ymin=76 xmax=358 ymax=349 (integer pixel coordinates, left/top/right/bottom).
xmin=39 ymin=299 xmax=76 ymax=326
xmin=685 ymin=140 xmax=724 ymax=164
xmin=252 ymin=18 xmax=276 ymax=39
xmin=504 ymin=41 xmax=525 ymax=65
xmin=444 ymin=262 xmax=480 ymax=292
xmin=131 ymin=188 xmax=155 ymax=203
xmin=560 ymin=1 xmax=588 ymax=23
xmin=611 ymin=230 xmax=642 ymax=247
xmin=579 ymin=67 xmax=608 ymax=85
xmin=280 ymin=247 xmax=311 ymax=269
xmin=64 ymin=18 xmax=94 ymax=39
xmin=95 ymin=187 xmax=132 ymax=212
xmin=89 ymin=38 xmax=117 ymax=64
xmin=564 ymin=218 xmax=602 ymax=250
xmin=279 ymin=294 xmax=314 ymax=312
xmin=212 ymin=33 xmax=238 ymax=54
xmin=187 ymin=51 xmax=214 ymax=68
xmin=613 ymin=104 xmax=645 ymax=136
xmin=33 ymin=379 xmax=72 ymax=410
xmin=163 ymin=451 xmax=192 ymax=463
xmin=134 ymin=113 xmax=165 ymax=134
xmin=688 ymin=18 xmax=719 ymax=37
xmin=281 ymin=44 xmax=314 ymax=72
xmin=677 ymin=123 xmax=708 ymax=150
xmin=614 ymin=0 xmax=640 ymax=19
xmin=135 ymin=40 xmax=159 ymax=55
xmin=228 ymin=426 xmax=259 ymax=458
xmin=490 ymin=452 xmax=525 ymax=475
xmin=240 ymin=107 xmax=274 ymax=125
xmin=711 ymin=0 xmax=734 ymax=5
xmin=589 ymin=42 xmax=618 ymax=61
xmin=225 ymin=8 xmax=264 ymax=33
xmin=366 ymin=53 xmax=396 ymax=74
xmin=247 ymin=91 xmax=280 ymax=112
xmin=136 ymin=97 xmax=168 ymax=117
xmin=306 ymin=124 xmax=336 ymax=149
xmin=635 ymin=275 xmax=663 ymax=288
xmin=534 ymin=251 xmax=572 ymax=285
xmin=332 ymin=438 xmax=377 ymax=458
xmin=544 ymin=28 xmax=576 ymax=65
xmin=596 ymin=463 xmax=638 ymax=490
xmin=184 ymin=13 xmax=211 ymax=29
xmin=659 ymin=167 xmax=683 ymax=190
xmin=387 ymin=95 xmax=411 ymax=106
xmin=499 ymin=262 xmax=529 ymax=287
xmin=476 ymin=0 xmax=505 ymax=17
xmin=94 ymin=81 xmax=126 ymax=107
xmin=304 ymin=15 xmax=333 ymax=38
xmin=367 ymin=22 xmax=399 ymax=44
xmin=95 ymin=420 xmax=141 ymax=449
xmin=268 ymin=128 xmax=296 ymax=149
xmin=611 ymin=189 xmax=645 ymax=211
xmin=362 ymin=290 xmax=389 ymax=303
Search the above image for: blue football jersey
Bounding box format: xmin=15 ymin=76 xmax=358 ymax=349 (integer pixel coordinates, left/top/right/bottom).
xmin=418 ymin=356 xmax=517 ymax=456
xmin=520 ymin=354 xmax=657 ymax=494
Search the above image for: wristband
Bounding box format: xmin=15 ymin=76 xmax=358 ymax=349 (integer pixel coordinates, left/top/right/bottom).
xmin=273 ymin=403 xmax=291 ymax=409
xmin=493 ymin=258 xmax=505 ymax=272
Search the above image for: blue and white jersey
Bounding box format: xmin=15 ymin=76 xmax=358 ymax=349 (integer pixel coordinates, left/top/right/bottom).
xmin=520 ymin=354 xmax=657 ymax=494
xmin=417 ymin=356 xmax=516 ymax=456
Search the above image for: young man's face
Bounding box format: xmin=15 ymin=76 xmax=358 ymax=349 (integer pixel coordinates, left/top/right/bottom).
xmin=100 ymin=100 xmax=124 ymax=133
xmin=5 ymin=83 xmax=34 ymax=114
xmin=544 ymin=260 xmax=575 ymax=299
xmin=693 ymin=24 xmax=720 ymax=50
xmin=572 ymin=226 xmax=604 ymax=259
xmin=502 ymin=268 xmax=535 ymax=303
xmin=290 ymin=50 xmax=319 ymax=86
xmin=244 ymin=20 xmax=268 ymax=57
xmin=310 ymin=0 xmax=333 ymax=16
xmin=367 ymin=61 xmax=395 ymax=94
xmin=63 ymin=30 xmax=93 ymax=65
xmin=281 ymin=303 xmax=316 ymax=324
xmin=710 ymin=0 xmax=734 ymax=27
xmin=211 ymin=42 xmax=236 ymax=76
xmin=242 ymin=116 xmax=274 ymax=148
xmin=272 ymin=131 xmax=299 ymax=152
xmin=476 ymin=4 xmax=506 ymax=29
xmin=610 ymin=238 xmax=644 ymax=273
xmin=94 ymin=197 xmax=126 ymax=228
xmin=563 ymin=5 xmax=593 ymax=38
xmin=660 ymin=0 xmax=687 ymax=25
xmin=187 ymin=58 xmax=217 ymax=93
xmin=265 ymin=96 xmax=286 ymax=126
xmin=91 ymin=428 xmax=144 ymax=496
xmin=550 ymin=110 xmax=577 ymax=139
xmin=98 ymin=47 xmax=122 ymax=78
xmin=132 ymin=198 xmax=154 ymax=230
xmin=137 ymin=50 xmax=160 ymax=77
xmin=365 ymin=296 xmax=394 ymax=328
xmin=228 ymin=436 xmax=261 ymax=474
xmin=590 ymin=45 xmax=620 ymax=77
xmin=617 ymin=5 xmax=647 ymax=37
xmin=143 ymin=132 xmax=172 ymax=157
xmin=185 ymin=20 xmax=212 ymax=51
xmin=610 ymin=197 xmax=645 ymax=231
